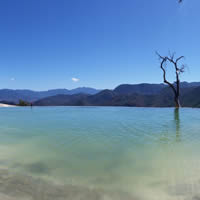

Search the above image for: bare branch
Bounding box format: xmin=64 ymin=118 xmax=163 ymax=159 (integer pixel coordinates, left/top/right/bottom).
xmin=169 ymin=51 xmax=175 ymax=61
xmin=179 ymin=66 xmax=185 ymax=73
xmin=156 ymin=51 xmax=165 ymax=60
xmin=156 ymin=52 xmax=186 ymax=108
xmin=156 ymin=52 xmax=177 ymax=96
xmin=176 ymin=56 xmax=184 ymax=63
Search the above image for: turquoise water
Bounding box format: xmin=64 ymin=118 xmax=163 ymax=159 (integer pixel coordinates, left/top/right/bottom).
xmin=0 ymin=107 xmax=200 ymax=200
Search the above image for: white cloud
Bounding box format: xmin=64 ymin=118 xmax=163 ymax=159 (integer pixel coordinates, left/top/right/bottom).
xmin=72 ymin=77 xmax=80 ymax=82
xmin=10 ymin=78 xmax=15 ymax=81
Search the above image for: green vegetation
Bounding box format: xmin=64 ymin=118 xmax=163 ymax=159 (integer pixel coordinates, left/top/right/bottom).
xmin=18 ymin=100 xmax=30 ymax=106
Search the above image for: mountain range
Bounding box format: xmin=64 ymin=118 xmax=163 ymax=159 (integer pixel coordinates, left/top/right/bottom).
xmin=1 ymin=82 xmax=200 ymax=107
xmin=0 ymin=87 xmax=101 ymax=103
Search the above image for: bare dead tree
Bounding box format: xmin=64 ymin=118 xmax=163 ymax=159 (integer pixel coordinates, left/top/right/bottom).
xmin=156 ymin=52 xmax=185 ymax=108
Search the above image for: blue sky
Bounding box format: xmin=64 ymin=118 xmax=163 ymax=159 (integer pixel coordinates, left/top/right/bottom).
xmin=0 ymin=0 xmax=199 ymax=90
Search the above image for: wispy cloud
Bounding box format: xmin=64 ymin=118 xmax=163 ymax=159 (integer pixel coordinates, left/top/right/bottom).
xmin=72 ymin=77 xmax=80 ymax=82
xmin=10 ymin=78 xmax=15 ymax=81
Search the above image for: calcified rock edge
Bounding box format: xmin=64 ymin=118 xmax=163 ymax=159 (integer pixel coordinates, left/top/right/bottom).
xmin=0 ymin=104 xmax=15 ymax=107
xmin=0 ymin=169 xmax=135 ymax=200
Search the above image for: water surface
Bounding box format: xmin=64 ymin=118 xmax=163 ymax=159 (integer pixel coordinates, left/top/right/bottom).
xmin=0 ymin=107 xmax=200 ymax=200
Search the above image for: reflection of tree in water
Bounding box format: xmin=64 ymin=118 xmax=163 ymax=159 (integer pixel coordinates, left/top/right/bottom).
xmin=174 ymin=108 xmax=181 ymax=142
xmin=160 ymin=109 xmax=181 ymax=143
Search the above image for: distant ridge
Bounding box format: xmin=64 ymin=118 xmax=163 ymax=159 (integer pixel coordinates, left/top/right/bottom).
xmin=0 ymin=87 xmax=101 ymax=103
xmin=33 ymin=82 xmax=200 ymax=108
xmin=113 ymin=83 xmax=166 ymax=95
xmin=33 ymin=86 xmax=200 ymax=108
xmin=2 ymin=82 xmax=200 ymax=107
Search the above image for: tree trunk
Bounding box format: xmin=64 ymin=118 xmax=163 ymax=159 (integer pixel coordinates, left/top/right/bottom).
xmin=174 ymin=96 xmax=180 ymax=108
xmin=156 ymin=52 xmax=185 ymax=108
